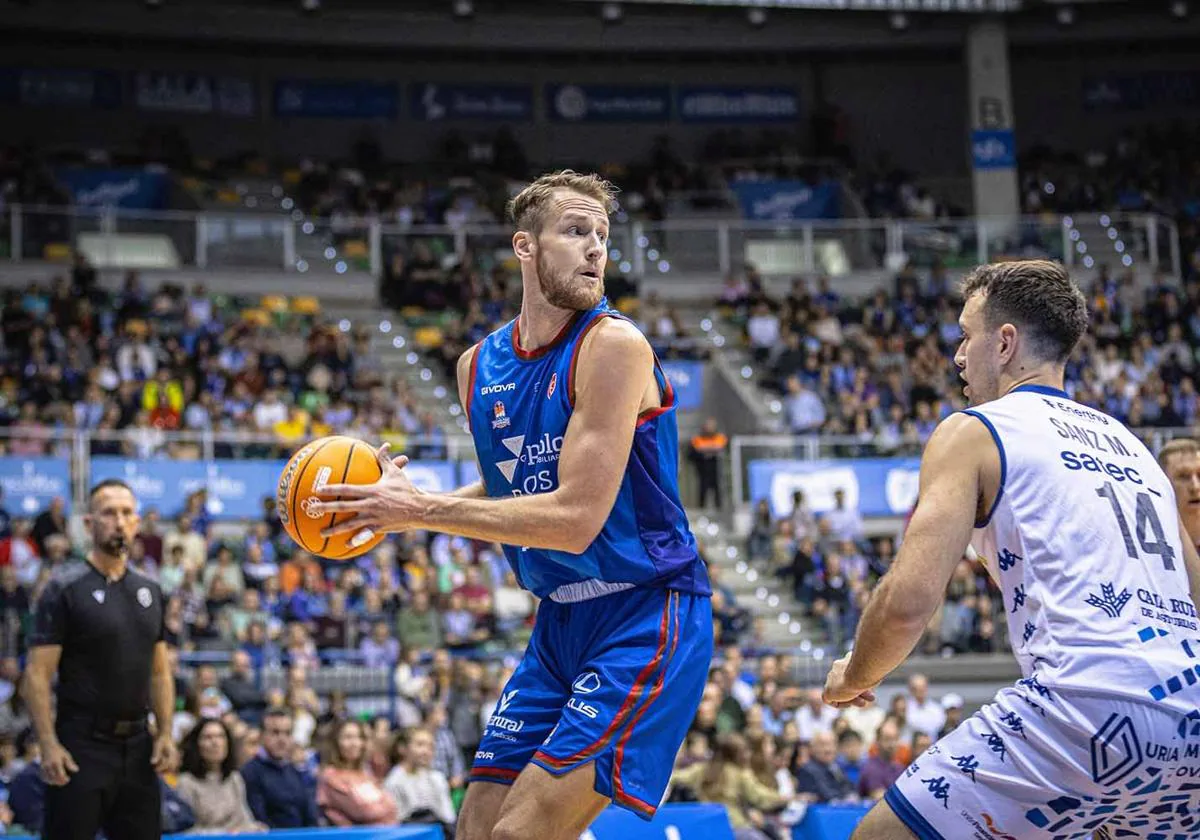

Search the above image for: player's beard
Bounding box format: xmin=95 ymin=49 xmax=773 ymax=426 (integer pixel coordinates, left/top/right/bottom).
xmin=536 ymin=251 xmax=603 ymax=311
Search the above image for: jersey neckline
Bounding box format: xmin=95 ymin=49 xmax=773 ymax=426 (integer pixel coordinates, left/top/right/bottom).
xmin=1011 ymin=383 xmax=1070 ymax=399
xmin=510 ymin=310 xmax=587 ymax=361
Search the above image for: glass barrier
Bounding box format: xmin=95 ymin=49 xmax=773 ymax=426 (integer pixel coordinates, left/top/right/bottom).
xmin=2 ymin=205 xmax=1182 ymax=282
xmin=200 ymin=213 xmax=289 ymax=271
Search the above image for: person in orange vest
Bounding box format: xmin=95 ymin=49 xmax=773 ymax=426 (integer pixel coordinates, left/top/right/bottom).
xmin=689 ymin=418 xmax=728 ymax=510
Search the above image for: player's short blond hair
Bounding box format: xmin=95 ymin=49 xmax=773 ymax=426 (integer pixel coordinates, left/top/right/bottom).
xmin=1158 ymin=437 xmax=1200 ymax=470
xmin=506 ymin=170 xmax=618 ymax=234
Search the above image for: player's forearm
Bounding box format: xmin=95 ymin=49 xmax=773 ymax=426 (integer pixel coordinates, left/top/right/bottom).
xmin=447 ymin=481 xmax=488 ymax=499
xmin=22 ymin=670 xmax=59 ymax=748
xmin=843 ymin=576 xmax=937 ymax=690
xmin=415 ymin=490 xmax=596 ymax=554
xmin=151 ymin=667 xmax=175 ymax=738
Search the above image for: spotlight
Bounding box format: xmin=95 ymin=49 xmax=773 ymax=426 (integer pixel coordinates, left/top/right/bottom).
xmin=452 ymin=0 xmax=473 ymax=18
xmin=747 ymin=7 xmax=767 ymax=26
xmin=300 ymin=0 xmax=319 ymax=11
xmin=1170 ymin=0 xmax=1188 ymax=17
xmin=889 ymin=11 xmax=909 ymax=30
xmin=601 ymin=2 xmax=622 ymax=23
xmin=1055 ymin=5 xmax=1075 ymax=25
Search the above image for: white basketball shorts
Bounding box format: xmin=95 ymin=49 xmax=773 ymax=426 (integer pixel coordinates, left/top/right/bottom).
xmin=886 ymin=676 xmax=1200 ymax=839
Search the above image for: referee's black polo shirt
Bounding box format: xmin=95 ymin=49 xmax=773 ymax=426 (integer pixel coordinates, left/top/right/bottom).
xmin=30 ymin=561 xmax=165 ymax=720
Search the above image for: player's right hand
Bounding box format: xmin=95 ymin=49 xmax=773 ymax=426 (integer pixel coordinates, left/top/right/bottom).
xmin=40 ymin=741 xmax=79 ymax=786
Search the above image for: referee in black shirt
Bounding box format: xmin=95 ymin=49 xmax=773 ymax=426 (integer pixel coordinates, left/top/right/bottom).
xmin=22 ymin=479 xmax=177 ymax=840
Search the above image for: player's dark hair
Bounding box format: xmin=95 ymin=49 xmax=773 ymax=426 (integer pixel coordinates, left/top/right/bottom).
xmin=88 ymin=478 xmax=135 ymax=510
xmin=960 ymin=259 xmax=1088 ymax=364
xmin=507 ymin=170 xmax=618 ymax=233
xmin=1158 ymin=437 xmax=1200 ymax=470
xmin=180 ymin=718 xmax=239 ymax=781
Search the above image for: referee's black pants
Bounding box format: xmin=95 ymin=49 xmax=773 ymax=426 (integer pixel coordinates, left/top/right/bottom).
xmin=44 ymin=715 xmax=161 ymax=840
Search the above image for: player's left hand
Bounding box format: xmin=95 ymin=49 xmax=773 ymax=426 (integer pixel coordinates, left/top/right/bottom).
xmin=150 ymin=733 xmax=178 ymax=773
xmin=313 ymin=443 xmax=425 ymax=538
xmin=822 ymin=653 xmax=878 ymax=709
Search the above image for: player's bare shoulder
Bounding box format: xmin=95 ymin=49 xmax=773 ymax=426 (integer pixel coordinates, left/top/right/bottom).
xmin=456 ymin=343 xmax=480 ymax=409
xmin=574 ymin=316 xmax=654 ymax=398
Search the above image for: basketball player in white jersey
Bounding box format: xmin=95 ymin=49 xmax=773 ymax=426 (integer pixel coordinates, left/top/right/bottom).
xmin=1160 ymin=438 xmax=1200 ymax=551
xmin=824 ymin=260 xmax=1200 ymax=839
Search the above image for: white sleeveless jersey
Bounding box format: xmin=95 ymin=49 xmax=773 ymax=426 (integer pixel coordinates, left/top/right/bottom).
xmin=967 ymin=384 xmax=1200 ymax=708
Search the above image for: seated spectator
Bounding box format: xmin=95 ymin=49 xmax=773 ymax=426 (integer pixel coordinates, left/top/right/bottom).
xmin=669 ymin=733 xmax=790 ymax=840
xmin=175 ymin=719 xmax=266 ymax=833
xmin=834 ymin=729 xmax=865 ymax=789
xmin=220 ymin=651 xmax=267 ymax=725
xmin=384 ymin=728 xmax=456 ymax=832
xmin=359 ymin=620 xmax=400 ymax=668
xmin=858 ymin=719 xmax=905 ymax=800
xmin=441 ymin=592 xmax=488 ymax=649
xmin=316 ymin=720 xmax=398 ymax=826
xmin=241 ymin=707 xmax=319 ymax=829
xmin=792 ymin=731 xmax=854 ymax=804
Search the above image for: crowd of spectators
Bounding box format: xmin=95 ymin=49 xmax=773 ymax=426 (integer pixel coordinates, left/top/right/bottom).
xmin=666 ymin=666 xmax=966 ymax=840
xmin=728 ymin=258 xmax=1200 ymax=452
xmin=0 ymin=258 xmax=457 ymax=462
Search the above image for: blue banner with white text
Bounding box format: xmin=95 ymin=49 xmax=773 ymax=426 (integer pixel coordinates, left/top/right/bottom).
xmin=748 ymin=457 xmax=921 ymax=519
xmin=677 ymin=86 xmax=799 ymax=123
xmin=134 ymin=71 xmax=255 ymax=117
xmin=546 ymin=84 xmax=671 ymax=122
xmin=88 ymin=457 xmax=458 ymax=520
xmin=0 ymin=457 xmax=72 ymax=516
xmin=729 ymin=180 xmax=840 ymax=221
xmin=411 ymin=83 xmax=533 ymax=121
xmin=971 ymin=129 xmax=1016 ymax=170
xmin=0 ymin=66 xmax=121 ymax=109
xmin=56 ymin=168 xmax=170 ymax=210
xmin=662 ymin=361 xmax=704 ymax=412
xmin=274 ymin=79 xmax=399 ymax=119
xmin=1083 ymin=72 xmax=1200 ymax=112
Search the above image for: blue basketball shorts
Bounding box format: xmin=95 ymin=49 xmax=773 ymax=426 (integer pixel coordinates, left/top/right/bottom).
xmin=468 ymin=586 xmax=713 ymax=820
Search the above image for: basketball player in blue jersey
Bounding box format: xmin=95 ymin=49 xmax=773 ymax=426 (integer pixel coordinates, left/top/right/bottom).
xmin=313 ymin=171 xmax=713 ymax=840
xmin=824 ymin=260 xmax=1200 ymax=840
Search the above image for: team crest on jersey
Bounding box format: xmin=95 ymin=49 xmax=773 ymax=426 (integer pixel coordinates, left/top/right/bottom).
xmin=547 ymin=373 xmax=557 ymax=399
xmin=491 ymin=400 xmax=511 ymax=430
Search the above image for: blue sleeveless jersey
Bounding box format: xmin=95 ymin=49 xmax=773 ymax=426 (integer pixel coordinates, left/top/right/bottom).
xmin=466 ymin=299 xmax=710 ymax=602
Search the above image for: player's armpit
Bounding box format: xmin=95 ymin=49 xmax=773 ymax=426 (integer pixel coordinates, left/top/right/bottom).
xmin=844 ymin=413 xmax=988 ymax=689
xmin=552 ymin=317 xmax=655 ymax=550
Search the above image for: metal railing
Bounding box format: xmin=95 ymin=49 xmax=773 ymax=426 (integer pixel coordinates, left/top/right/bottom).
xmin=729 ymin=426 xmax=1200 ymax=508
xmin=0 ymin=205 xmax=1181 ymax=279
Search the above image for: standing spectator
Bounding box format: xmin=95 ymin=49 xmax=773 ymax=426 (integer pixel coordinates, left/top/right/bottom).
xmin=30 ymin=499 xmax=66 ymax=557
xmin=746 ymin=302 xmax=781 ymax=363
xmin=241 ymin=707 xmax=319 ymax=829
xmin=902 ymin=674 xmax=946 ymax=739
xmin=689 ymin=418 xmax=728 ymax=510
xmin=384 ymin=728 xmax=456 ymax=832
xmin=784 ymin=376 xmax=826 ymax=435
xmin=174 ymin=719 xmax=265 ymax=833
xmin=822 ymin=489 xmax=865 ymax=543
xmin=315 ymin=720 xmax=398 ymax=826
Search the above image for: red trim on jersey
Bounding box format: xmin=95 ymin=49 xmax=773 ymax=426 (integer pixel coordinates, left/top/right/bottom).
xmin=533 ymin=596 xmax=671 ymax=769
xmin=567 ymin=313 xmax=615 ymax=408
xmin=468 ymin=766 xmax=520 ymax=782
xmin=635 ymin=358 xmax=677 ymax=426
xmin=464 ymin=343 xmax=481 ymax=428
xmin=511 ymin=312 xmax=583 ymax=361
xmin=611 ymin=592 xmax=680 ymax=815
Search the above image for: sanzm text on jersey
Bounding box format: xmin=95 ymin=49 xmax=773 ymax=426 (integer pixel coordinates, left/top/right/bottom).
xmin=465 ymin=299 xmax=710 ymax=602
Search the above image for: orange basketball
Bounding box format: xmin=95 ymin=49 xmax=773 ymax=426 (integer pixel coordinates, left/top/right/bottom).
xmin=276 ymin=435 xmax=386 ymax=560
